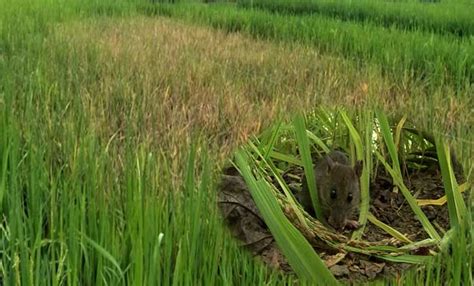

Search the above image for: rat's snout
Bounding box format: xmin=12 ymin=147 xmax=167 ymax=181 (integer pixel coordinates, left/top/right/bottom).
xmin=327 ymin=212 xmax=346 ymax=230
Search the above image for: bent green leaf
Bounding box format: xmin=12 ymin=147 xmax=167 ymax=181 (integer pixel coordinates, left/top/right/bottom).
xmin=235 ymin=150 xmax=338 ymax=285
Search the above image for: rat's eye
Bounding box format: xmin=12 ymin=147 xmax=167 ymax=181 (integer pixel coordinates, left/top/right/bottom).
xmin=347 ymin=193 xmax=353 ymax=203
xmin=330 ymin=188 xmax=337 ymax=200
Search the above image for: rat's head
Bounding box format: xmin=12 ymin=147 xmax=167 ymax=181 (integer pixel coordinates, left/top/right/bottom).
xmin=319 ymin=157 xmax=363 ymax=230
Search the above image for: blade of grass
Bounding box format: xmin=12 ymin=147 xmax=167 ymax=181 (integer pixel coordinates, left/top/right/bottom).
xmin=416 ymin=182 xmax=469 ymax=206
xmin=235 ymin=150 xmax=338 ymax=285
xmin=293 ymin=114 xmax=323 ymax=220
xmin=434 ymin=137 xmax=467 ymax=227
xmin=340 ymin=244 xmax=430 ymax=264
xmin=340 ymin=110 xmax=370 ymax=239
xmin=0 ymin=142 xmax=9 ymax=213
xmin=375 ymin=151 xmax=441 ymax=241
xmin=305 ymin=130 xmax=330 ymax=153
xmin=269 ymin=150 xmax=302 ymax=166
xmin=82 ymin=233 xmax=124 ymax=282
xmin=184 ymin=142 xmax=196 ymax=193
xmin=246 ymin=141 xmax=308 ymax=228
xmin=340 ymin=111 xmax=363 ymax=159
xmin=394 ymin=115 xmax=407 ymax=151
xmin=263 ymin=120 xmax=283 ymax=160
xmin=398 ymin=239 xmax=438 ymax=252
xmin=376 ymin=111 xmax=441 ymax=241
xmin=376 ymin=111 xmax=401 ymax=174
xmin=374 ymin=254 xmax=431 ymax=264
xmin=367 ymin=213 xmax=412 ymax=243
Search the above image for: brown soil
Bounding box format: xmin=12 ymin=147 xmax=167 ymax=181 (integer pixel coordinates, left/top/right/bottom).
xmin=218 ymin=157 xmax=467 ymax=283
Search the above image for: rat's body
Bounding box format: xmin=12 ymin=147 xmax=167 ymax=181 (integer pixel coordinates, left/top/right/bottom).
xmin=298 ymin=151 xmax=363 ymax=230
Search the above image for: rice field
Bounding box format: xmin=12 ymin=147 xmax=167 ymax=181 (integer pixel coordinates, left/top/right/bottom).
xmin=0 ymin=0 xmax=472 ymax=285
xmin=237 ymin=0 xmax=474 ymax=37
xmin=147 ymin=3 xmax=474 ymax=89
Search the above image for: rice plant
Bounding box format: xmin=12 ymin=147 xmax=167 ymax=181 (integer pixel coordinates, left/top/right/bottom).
xmin=145 ymin=2 xmax=474 ymax=89
xmin=237 ymin=0 xmax=474 ymax=37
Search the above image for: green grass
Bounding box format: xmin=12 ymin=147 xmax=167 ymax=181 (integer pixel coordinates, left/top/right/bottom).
xmin=145 ymin=3 xmax=474 ymax=90
xmin=0 ymin=0 xmax=472 ymax=284
xmin=237 ymin=0 xmax=474 ymax=37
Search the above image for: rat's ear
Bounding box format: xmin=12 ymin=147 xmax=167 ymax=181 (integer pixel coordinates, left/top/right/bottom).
xmin=354 ymin=160 xmax=363 ymax=178
xmin=326 ymin=155 xmax=336 ymax=172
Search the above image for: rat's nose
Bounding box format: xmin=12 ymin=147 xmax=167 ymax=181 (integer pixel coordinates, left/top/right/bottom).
xmin=328 ymin=215 xmax=346 ymax=230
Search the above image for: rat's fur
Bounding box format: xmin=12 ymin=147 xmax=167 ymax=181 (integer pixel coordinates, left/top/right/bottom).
xmin=298 ymin=151 xmax=363 ymax=230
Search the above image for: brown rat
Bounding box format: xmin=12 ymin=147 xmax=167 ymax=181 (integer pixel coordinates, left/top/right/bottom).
xmin=297 ymin=151 xmax=363 ymax=231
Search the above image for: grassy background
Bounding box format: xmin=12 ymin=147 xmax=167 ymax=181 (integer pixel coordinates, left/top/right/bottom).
xmin=0 ymin=0 xmax=472 ymax=284
xmin=236 ymin=0 xmax=474 ymax=37
xmin=147 ymin=3 xmax=474 ymax=89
